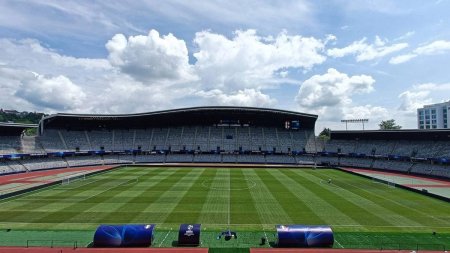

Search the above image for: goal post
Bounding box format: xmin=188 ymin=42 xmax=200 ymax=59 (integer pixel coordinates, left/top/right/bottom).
xmin=61 ymin=173 xmax=86 ymax=185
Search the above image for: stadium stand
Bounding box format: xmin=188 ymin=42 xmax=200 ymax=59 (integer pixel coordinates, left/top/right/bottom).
xmin=166 ymin=153 xmax=194 ymax=163
xmin=1 ymin=107 xmax=450 ymax=179
xmin=63 ymin=130 xmax=90 ymax=151
xmin=193 ymin=154 xmax=221 ymax=163
xmin=19 ymin=157 xmax=68 ymax=171
xmin=0 ymin=136 xmax=21 ymax=154
xmin=135 ymin=154 xmax=165 ymax=163
xmin=339 ymin=157 xmax=373 ymax=168
xmin=236 ymin=154 xmax=265 ymax=163
xmin=296 ymin=155 xmax=316 ymax=165
xmin=65 ymin=155 xmax=103 ymax=167
xmin=222 ymin=154 xmax=237 ymax=163
xmin=316 ymin=155 xmax=339 ymax=166
xmin=0 ymin=161 xmax=14 ymax=174
xmin=38 ymin=129 xmax=66 ymax=152
xmin=265 ymin=154 xmax=296 ymax=164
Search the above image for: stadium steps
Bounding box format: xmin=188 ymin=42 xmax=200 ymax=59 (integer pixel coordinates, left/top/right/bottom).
xmin=17 ymin=160 xmax=30 ymax=172
xmin=85 ymin=131 xmax=92 ymax=150
xmin=21 ymin=135 xmax=45 ymax=154
xmin=57 ymin=130 xmax=68 ymax=151
xmin=62 ymin=157 xmax=70 ymax=168
xmin=112 ymin=130 xmax=115 ymax=150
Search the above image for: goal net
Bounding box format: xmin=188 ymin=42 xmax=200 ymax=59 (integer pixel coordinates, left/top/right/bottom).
xmin=61 ymin=173 xmax=86 ymax=185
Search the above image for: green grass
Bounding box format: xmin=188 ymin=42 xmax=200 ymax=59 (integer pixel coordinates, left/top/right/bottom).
xmin=0 ymin=166 xmax=449 ymax=249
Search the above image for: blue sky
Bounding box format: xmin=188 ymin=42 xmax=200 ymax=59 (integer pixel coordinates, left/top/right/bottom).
xmin=1 ymin=0 xmax=450 ymax=131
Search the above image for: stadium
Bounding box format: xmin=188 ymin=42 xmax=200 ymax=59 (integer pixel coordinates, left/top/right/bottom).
xmin=0 ymin=106 xmax=449 ymax=253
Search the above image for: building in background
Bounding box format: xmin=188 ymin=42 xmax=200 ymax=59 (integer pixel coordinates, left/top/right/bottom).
xmin=417 ymin=101 xmax=450 ymax=129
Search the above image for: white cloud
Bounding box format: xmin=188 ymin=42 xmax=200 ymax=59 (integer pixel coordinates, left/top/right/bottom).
xmin=106 ymin=30 xmax=197 ymax=83
xmin=393 ymin=31 xmax=415 ymax=41
xmin=389 ymin=40 xmax=450 ymax=64
xmin=196 ymin=89 xmax=275 ymax=107
xmin=15 ymin=73 xmax=86 ymax=111
xmin=327 ymin=36 xmax=408 ymax=62
xmin=389 ymin=54 xmax=417 ymax=64
xmin=296 ymin=68 xmax=376 ymax=121
xmin=415 ymin=40 xmax=450 ymax=55
xmin=0 ymin=38 xmax=111 ymax=74
xmin=0 ymin=29 xmax=328 ymax=114
xmin=398 ymin=82 xmax=450 ymax=113
xmin=193 ymin=29 xmax=327 ymax=91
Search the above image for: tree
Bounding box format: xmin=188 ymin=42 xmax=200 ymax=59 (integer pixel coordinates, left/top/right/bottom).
xmin=379 ymin=119 xmax=402 ymax=130
xmin=318 ymin=127 xmax=331 ymax=140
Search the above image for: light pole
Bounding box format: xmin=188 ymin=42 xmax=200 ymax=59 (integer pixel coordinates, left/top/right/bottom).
xmin=341 ymin=119 xmax=369 ymax=130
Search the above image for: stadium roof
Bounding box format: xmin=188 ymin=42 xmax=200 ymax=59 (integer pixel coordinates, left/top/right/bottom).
xmin=40 ymin=106 xmax=318 ymax=130
xmin=0 ymin=122 xmax=38 ymax=136
xmin=331 ymin=129 xmax=450 ymax=141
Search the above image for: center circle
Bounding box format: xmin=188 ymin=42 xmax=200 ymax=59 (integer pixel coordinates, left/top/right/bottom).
xmin=201 ymin=179 xmax=256 ymax=190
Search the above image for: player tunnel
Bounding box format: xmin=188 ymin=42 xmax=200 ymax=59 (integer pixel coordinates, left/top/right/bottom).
xmin=275 ymin=225 xmax=334 ymax=248
xmin=93 ymin=224 xmax=155 ymax=247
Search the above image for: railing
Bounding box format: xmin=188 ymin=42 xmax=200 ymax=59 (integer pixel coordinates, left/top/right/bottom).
xmin=26 ymin=239 xmax=78 ymax=249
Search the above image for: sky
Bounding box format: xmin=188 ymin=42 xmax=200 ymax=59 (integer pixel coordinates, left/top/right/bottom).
xmin=1 ymin=0 xmax=450 ymax=132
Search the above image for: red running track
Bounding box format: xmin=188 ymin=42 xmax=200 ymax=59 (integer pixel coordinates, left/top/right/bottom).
xmin=342 ymin=168 xmax=450 ymax=187
xmin=0 ymin=166 xmax=117 ymax=185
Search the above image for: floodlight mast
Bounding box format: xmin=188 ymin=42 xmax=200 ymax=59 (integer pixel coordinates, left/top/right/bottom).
xmin=341 ymin=119 xmax=369 ymax=130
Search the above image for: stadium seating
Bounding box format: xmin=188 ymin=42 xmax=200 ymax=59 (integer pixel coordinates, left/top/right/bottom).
xmin=193 ymin=154 xmax=221 ymax=163
xmin=0 ymin=160 xmax=27 ymax=174
xmin=339 ymin=157 xmax=373 ymax=168
xmin=166 ymin=154 xmax=194 ymax=163
xmin=296 ymin=155 xmax=316 ymax=165
xmin=2 ymin=121 xmax=450 ymax=180
xmin=61 ymin=130 xmax=90 ymax=151
xmin=265 ymin=155 xmax=296 ymax=164
xmin=135 ymin=154 xmax=165 ymax=163
xmin=236 ymin=154 xmax=265 ymax=163
xmin=65 ymin=155 xmax=103 ymax=167
xmin=222 ymin=154 xmax=237 ymax=163
xmin=38 ymin=129 xmax=66 ymax=152
xmin=19 ymin=157 xmax=68 ymax=171
xmin=0 ymin=136 xmax=21 ymax=154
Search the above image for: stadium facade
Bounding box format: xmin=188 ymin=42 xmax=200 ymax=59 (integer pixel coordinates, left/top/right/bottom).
xmin=0 ymin=106 xmax=449 ymax=180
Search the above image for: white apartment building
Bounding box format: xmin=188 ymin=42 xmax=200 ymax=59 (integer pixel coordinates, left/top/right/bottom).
xmin=417 ymin=101 xmax=450 ymax=129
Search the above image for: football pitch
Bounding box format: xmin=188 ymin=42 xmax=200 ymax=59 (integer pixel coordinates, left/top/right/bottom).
xmin=0 ymin=166 xmax=449 ymax=249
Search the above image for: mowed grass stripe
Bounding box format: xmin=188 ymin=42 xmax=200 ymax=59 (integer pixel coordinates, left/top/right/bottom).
xmin=254 ymin=169 xmax=327 ymax=225
xmin=287 ymin=169 xmax=401 ymax=230
xmin=331 ymin=170 xmax=450 ymax=218
xmin=130 ymin=168 xmax=205 ymax=223
xmin=127 ymin=168 xmax=196 ymax=223
xmin=307 ymin=170 xmax=450 ymax=228
xmin=230 ymin=169 xmax=262 ymax=225
xmin=0 ymin=167 xmax=137 ymax=222
xmin=243 ymin=169 xmax=292 ymax=225
xmin=336 ymin=171 xmax=450 ymax=224
xmin=29 ymin=168 xmax=164 ymax=224
xmin=270 ymin=169 xmax=358 ymax=226
xmin=51 ymin=168 xmax=176 ymax=228
xmin=303 ymin=170 xmax=438 ymax=228
xmin=164 ymin=168 xmax=218 ymax=224
xmin=0 ymin=167 xmax=140 ymax=207
xmin=198 ymin=169 xmax=228 ymax=224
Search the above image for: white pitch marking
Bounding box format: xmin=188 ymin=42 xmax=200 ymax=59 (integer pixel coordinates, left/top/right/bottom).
xmin=228 ymin=169 xmax=231 ymax=226
xmin=159 ymin=228 xmax=172 ymax=247
xmin=335 ymin=238 xmax=344 ymax=248
xmin=80 ymin=178 xmax=137 ymax=202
